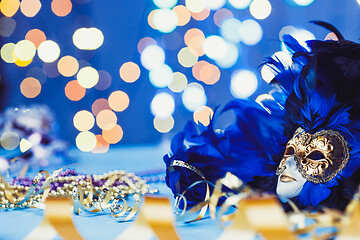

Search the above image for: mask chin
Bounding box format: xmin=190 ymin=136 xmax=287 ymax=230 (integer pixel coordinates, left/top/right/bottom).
xmin=276 ymin=156 xmax=307 ymax=203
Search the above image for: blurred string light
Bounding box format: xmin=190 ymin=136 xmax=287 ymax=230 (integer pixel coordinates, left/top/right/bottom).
xmin=168 ymin=72 xmax=188 ymax=92
xmin=20 ymin=77 xmax=41 ymax=98
xmin=1 ymin=131 xmax=20 ymax=150
xmin=203 ymin=35 xmax=227 ymax=60
xmin=249 ymin=0 xmax=272 ymax=20
xmin=14 ymin=40 xmax=36 ymax=61
xmin=220 ymin=18 xmax=242 ymax=43
xmin=76 ymin=66 xmax=99 ymax=88
xmin=358 ymin=0 xmax=360 ymax=6
xmin=0 ymin=0 xmax=20 ymax=17
xmin=192 ymin=61 xmax=221 ymax=84
xmin=25 ymin=29 xmax=46 ymax=49
xmin=140 ymin=45 xmax=165 ymax=70
xmin=76 ymin=131 xmax=97 ymax=152
xmin=292 ymin=0 xmax=315 ymax=7
xmin=239 ymin=19 xmax=263 ymax=45
xmin=73 ymin=27 xmax=104 ymax=50
xmin=95 ymin=70 xmax=112 ymax=90
xmin=51 ymin=0 xmax=72 ymax=17
xmin=96 ymin=109 xmax=117 ymax=130
xmin=230 ymin=70 xmax=258 ymax=99
xmin=178 ymin=47 xmax=198 ymax=67
xmin=1 ymin=43 xmax=16 ymax=63
xmin=150 ymin=92 xmax=175 ymax=118
xmin=58 ymin=55 xmax=79 ymax=77
xmin=92 ymin=98 xmax=111 ymax=116
xmin=184 ymin=28 xmax=205 ymax=56
xmin=65 ymin=80 xmax=86 ymax=101
xmin=182 ymin=82 xmax=207 ymax=112
xmin=229 ymin=0 xmax=252 ymax=9
xmin=191 ymin=7 xmax=210 ymax=21
xmin=37 ymin=40 xmax=60 ymax=63
xmin=213 ymin=8 xmax=233 ymax=26
xmin=92 ymin=135 xmax=109 ymax=154
xmin=215 ymin=42 xmax=238 ymax=68
xmin=205 ymin=0 xmax=226 ymax=10
xmin=73 ymin=110 xmax=95 ymax=131
xmin=193 ymin=106 xmax=214 ymax=126
xmin=153 ymin=0 xmax=178 ymax=8
xmin=108 ymin=90 xmax=129 ymax=112
xmin=185 ymin=0 xmax=206 ymax=13
xmin=153 ymin=9 xmax=178 ymax=33
xmin=20 ymin=0 xmax=41 ymax=17
xmin=0 ymin=17 xmax=16 ymax=37
xmin=137 ymin=37 xmax=157 ymax=54
xmin=149 ymin=64 xmax=173 ymax=88
xmin=153 ymin=115 xmax=174 ymax=133
xmin=119 ymin=62 xmax=141 ymax=83
xmin=173 ymin=5 xmax=191 ymax=26
xmin=103 ymin=124 xmax=123 ymax=144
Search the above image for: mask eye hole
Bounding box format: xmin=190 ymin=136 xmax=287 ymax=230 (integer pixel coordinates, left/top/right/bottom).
xmin=285 ymin=146 xmax=295 ymax=156
xmin=308 ymin=151 xmax=325 ymax=160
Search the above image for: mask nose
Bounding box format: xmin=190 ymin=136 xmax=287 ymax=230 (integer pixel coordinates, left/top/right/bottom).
xmin=285 ymin=156 xmax=297 ymax=171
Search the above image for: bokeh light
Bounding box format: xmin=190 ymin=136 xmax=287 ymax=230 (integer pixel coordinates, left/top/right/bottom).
xmin=96 ymin=109 xmax=117 ymax=130
xmin=230 ymin=70 xmax=258 ymax=99
xmin=172 ymin=5 xmax=191 ymax=26
xmin=153 ymin=115 xmax=174 ymax=133
xmin=178 ymin=47 xmax=198 ymax=67
xmin=153 ymin=0 xmax=178 ymax=8
xmin=239 ymin=19 xmax=263 ymax=45
xmin=293 ymin=0 xmax=315 ymax=6
xmin=213 ymin=8 xmax=233 ymax=27
xmin=58 ymin=55 xmax=79 ymax=77
xmin=185 ymin=0 xmax=206 ymax=13
xmin=191 ymin=7 xmax=210 ymax=21
xmin=0 ymin=17 xmax=16 ymax=37
xmin=193 ymin=106 xmax=214 ymax=126
xmin=77 ymin=66 xmax=99 ymax=88
xmin=200 ymin=63 xmax=221 ymax=85
xmin=184 ymin=28 xmax=205 ymax=56
xmin=168 ymin=72 xmax=187 ymax=92
xmin=38 ymin=40 xmax=60 ymax=63
xmin=203 ymin=35 xmax=227 ymax=60
xmin=147 ymin=9 xmax=157 ymax=30
xmin=65 ymin=80 xmax=86 ymax=101
xmin=137 ymin=37 xmax=157 ymax=54
xmin=149 ymin=64 xmax=173 ymax=88
xmin=25 ymin=29 xmax=46 ymax=49
xmin=76 ymin=131 xmax=97 ymax=152
xmin=27 ymin=67 xmax=47 ymax=84
xmin=119 ymin=62 xmax=141 ymax=83
xmin=51 ymin=0 xmax=72 ymax=17
xmin=73 ymin=110 xmax=95 ymax=131
xmin=15 ymin=58 xmax=32 ymax=67
xmin=1 ymin=131 xmax=20 ymax=150
xmin=182 ymin=82 xmax=207 ymax=112
xmin=249 ymin=0 xmax=272 ymax=20
xmin=92 ymin=98 xmax=111 ymax=116
xmin=20 ymin=77 xmax=41 ymax=98
xmin=14 ymin=40 xmax=36 ymax=61
xmin=161 ymin=31 xmax=182 ymax=50
xmin=215 ymin=42 xmax=238 ymax=68
xmin=92 ymin=135 xmax=109 ymax=154
xmin=220 ymin=18 xmax=242 ymax=43
xmin=1 ymin=43 xmax=16 ymax=63
xmin=102 ymin=124 xmax=123 ymax=144
xmin=95 ymin=70 xmax=112 ymax=91
xmin=20 ymin=138 xmax=33 ymax=153
xmin=151 ymin=92 xmax=175 ymax=118
xmin=229 ymin=0 xmax=252 ymax=9
xmin=43 ymin=61 xmax=60 ymax=78
xmin=205 ymin=0 xmax=226 ymax=10
xmin=260 ymin=51 xmax=292 ymax=83
xmin=286 ymin=28 xmax=315 ymax=51
xmin=73 ymin=27 xmax=104 ymax=50
xmin=20 ymin=0 xmax=41 ymax=17
xmin=108 ymin=90 xmax=130 ymax=112
xmin=0 ymin=0 xmax=20 ymax=17
xmin=140 ymin=45 xmax=165 ymax=70
xmin=153 ymin=8 xmax=178 ymax=33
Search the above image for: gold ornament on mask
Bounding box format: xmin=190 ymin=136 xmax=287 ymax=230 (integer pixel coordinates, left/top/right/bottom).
xmin=276 ymin=127 xmax=350 ymax=184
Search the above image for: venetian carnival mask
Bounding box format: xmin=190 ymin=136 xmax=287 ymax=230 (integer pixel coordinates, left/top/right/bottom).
xmin=276 ymin=127 xmax=350 ymax=202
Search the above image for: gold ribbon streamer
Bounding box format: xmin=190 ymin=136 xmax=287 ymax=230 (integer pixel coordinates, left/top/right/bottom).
xmin=25 ymin=196 xmax=84 ymax=240
xmin=116 ymin=195 xmax=181 ymax=240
